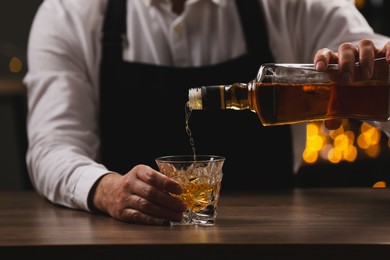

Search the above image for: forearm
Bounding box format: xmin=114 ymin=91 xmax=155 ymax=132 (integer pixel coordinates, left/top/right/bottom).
xmin=27 ymin=141 xmax=110 ymax=211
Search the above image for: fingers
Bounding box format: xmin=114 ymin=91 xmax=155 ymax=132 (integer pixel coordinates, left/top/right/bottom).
xmin=136 ymin=165 xmax=182 ymax=195
xmin=102 ymin=165 xmax=187 ymax=225
xmin=133 ymin=168 xmax=187 ymax=211
xmin=122 ymin=194 xmax=185 ymax=223
xmin=314 ymin=47 xmax=339 ymax=71
xmin=337 ymin=42 xmax=358 ymax=84
xmin=323 ymin=119 xmax=342 ymax=130
xmin=378 ymin=41 xmax=390 ymax=62
xmin=315 ymin=39 xmax=385 ymax=83
xmin=322 ymin=41 xmax=375 ymax=82
xmin=356 ymin=39 xmax=375 ymax=79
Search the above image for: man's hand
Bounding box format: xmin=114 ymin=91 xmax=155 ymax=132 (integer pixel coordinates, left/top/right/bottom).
xmin=313 ymin=39 xmax=390 ymax=130
xmin=90 ymin=165 xmax=187 ymax=225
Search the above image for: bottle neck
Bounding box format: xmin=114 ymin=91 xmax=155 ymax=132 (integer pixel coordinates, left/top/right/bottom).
xmin=224 ymin=83 xmax=250 ymax=110
xmin=187 ymin=84 xmax=251 ymax=111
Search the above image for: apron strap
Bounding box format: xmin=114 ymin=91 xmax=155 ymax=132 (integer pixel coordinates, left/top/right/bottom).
xmin=101 ymin=0 xmax=127 ymax=62
xmin=235 ymin=0 xmax=274 ymax=63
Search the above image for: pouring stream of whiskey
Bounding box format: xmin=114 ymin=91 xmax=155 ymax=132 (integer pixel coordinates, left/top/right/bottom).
xmin=185 ymin=102 xmax=197 ymax=161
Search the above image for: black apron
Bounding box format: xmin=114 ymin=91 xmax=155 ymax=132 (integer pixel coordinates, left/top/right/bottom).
xmin=99 ymin=0 xmax=294 ymax=190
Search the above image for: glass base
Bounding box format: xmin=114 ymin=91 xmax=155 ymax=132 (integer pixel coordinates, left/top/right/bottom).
xmin=170 ymin=210 xmax=216 ymax=226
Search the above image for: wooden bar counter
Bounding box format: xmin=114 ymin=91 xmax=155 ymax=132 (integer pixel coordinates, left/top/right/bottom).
xmin=1 ymin=188 xmax=390 ymax=259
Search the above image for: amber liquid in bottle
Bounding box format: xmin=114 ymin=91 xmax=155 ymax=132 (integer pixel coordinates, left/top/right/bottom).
xmin=252 ymin=81 xmax=390 ymax=126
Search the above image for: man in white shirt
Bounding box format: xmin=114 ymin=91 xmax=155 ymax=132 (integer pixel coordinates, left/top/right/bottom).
xmin=24 ymin=0 xmax=390 ymax=225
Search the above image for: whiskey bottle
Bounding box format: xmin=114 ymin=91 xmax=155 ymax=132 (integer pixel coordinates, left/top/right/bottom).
xmin=187 ymin=57 xmax=390 ymax=126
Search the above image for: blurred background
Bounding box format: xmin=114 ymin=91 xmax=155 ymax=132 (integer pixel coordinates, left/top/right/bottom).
xmin=0 ymin=0 xmax=42 ymax=189
xmin=0 ymin=1 xmax=42 ymax=77
xmin=295 ymin=0 xmax=390 ymax=187
xmin=1 ymin=0 xmax=390 ymax=189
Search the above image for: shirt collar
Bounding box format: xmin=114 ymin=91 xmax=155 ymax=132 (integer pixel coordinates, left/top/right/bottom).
xmin=142 ymin=0 xmax=226 ymax=7
xmin=142 ymin=0 xmax=154 ymax=6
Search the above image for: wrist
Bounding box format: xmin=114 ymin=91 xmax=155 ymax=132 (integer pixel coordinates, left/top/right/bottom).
xmin=87 ymin=172 xmax=120 ymax=214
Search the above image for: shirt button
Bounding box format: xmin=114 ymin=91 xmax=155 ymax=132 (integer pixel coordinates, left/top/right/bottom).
xmin=173 ymin=23 xmax=183 ymax=40
xmin=174 ymin=23 xmax=182 ymax=33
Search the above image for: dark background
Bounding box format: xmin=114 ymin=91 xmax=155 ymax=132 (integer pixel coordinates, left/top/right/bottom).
xmin=0 ymin=0 xmax=43 ymax=78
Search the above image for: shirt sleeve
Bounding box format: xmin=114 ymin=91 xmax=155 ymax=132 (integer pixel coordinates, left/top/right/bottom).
xmin=23 ymin=0 xmax=109 ymax=212
xmin=263 ymin=0 xmax=390 ymax=63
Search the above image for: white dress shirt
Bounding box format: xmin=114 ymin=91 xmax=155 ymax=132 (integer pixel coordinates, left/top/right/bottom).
xmin=24 ymin=0 xmax=390 ymax=212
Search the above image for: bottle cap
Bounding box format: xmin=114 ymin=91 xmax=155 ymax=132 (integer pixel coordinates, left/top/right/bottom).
xmin=188 ymin=88 xmax=203 ymax=109
xmin=188 ymin=86 xmax=224 ymax=110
